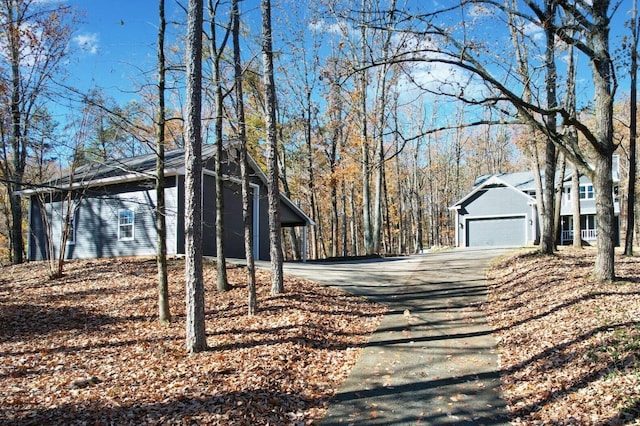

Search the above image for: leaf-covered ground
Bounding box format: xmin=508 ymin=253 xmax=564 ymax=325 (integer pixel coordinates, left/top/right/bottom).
xmin=484 ymin=248 xmax=640 ymax=425
xmin=0 ymin=257 xmax=386 ymax=425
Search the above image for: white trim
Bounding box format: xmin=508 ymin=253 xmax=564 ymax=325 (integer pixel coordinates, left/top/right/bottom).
xmin=450 ymin=175 xmax=536 ymax=210
xmin=18 ymin=170 xmax=182 ymax=196
xmin=118 ymin=209 xmax=135 ymax=241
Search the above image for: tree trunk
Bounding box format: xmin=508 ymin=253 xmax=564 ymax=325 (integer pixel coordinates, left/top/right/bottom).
xmin=184 ymin=0 xmax=207 ymax=353
xmin=305 ymin=89 xmax=318 ymax=260
xmin=625 ymin=0 xmax=638 ymax=255
xmin=591 ymin=0 xmax=616 ymax=281
xmin=261 ymin=0 xmax=283 ymax=294
xmin=554 ymin=154 xmax=566 ymax=246
xmin=572 ymin=166 xmax=582 ymax=248
xmin=359 ymin=0 xmax=374 ymax=255
xmin=9 ymin=2 xmax=24 ymax=265
xmin=208 ymin=0 xmax=229 ymax=292
xmin=341 ymin=180 xmax=348 ymax=256
xmin=232 ymin=0 xmax=256 ymax=315
xmin=156 ymin=0 xmax=170 ymax=323
xmin=539 ymin=0 xmax=558 ymax=255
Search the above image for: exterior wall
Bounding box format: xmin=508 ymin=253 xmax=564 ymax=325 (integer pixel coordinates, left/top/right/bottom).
xmin=176 ymin=172 xmax=270 ymax=261
xmin=201 ymin=174 xmax=259 ymax=260
xmin=456 ymin=185 xmax=535 ymax=247
xmin=28 ymin=165 xmax=288 ymax=263
xmin=559 ymin=174 xmax=620 ymax=216
xmin=28 ymin=178 xmax=179 ymax=261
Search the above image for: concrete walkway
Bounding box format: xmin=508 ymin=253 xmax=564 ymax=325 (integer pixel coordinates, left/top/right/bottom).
xmin=282 ymin=248 xmax=511 ymax=425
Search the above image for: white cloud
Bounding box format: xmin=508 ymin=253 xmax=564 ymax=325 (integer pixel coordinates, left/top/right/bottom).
xmin=73 ymin=33 xmax=99 ymax=55
xmin=309 ymin=19 xmax=344 ymax=35
xmin=467 ymin=4 xmax=493 ymax=18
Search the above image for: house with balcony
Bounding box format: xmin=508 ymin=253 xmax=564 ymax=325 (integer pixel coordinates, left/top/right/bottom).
xmin=449 ymin=157 xmax=620 ymax=247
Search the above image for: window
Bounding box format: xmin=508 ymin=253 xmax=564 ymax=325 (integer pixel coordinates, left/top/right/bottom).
xmin=65 ymin=211 xmax=76 ymax=245
xmin=118 ymin=209 xmax=135 ymax=241
xmin=579 ymin=184 xmax=594 ymax=200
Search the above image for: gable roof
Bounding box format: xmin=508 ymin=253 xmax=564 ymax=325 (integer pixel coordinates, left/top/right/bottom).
xmin=450 ymin=173 xmax=537 ymax=210
xmin=20 ymin=144 xmax=314 ymax=227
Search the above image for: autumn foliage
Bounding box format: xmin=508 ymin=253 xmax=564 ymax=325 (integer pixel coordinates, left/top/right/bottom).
xmin=485 ymin=249 xmax=640 ymax=424
xmin=0 ymin=258 xmax=385 ymax=425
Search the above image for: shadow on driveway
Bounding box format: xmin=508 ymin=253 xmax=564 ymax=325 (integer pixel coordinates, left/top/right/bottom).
xmin=283 ymin=248 xmax=512 ymax=425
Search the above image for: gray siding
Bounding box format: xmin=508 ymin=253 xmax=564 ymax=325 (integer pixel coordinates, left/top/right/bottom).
xmin=467 ymin=216 xmax=527 ymax=247
xmin=201 ymin=174 xmax=253 ymax=259
xmin=456 ymin=184 xmax=534 ymax=247
xmin=29 ymin=179 xmax=179 ymax=261
xmin=461 ymin=186 xmax=531 ymax=217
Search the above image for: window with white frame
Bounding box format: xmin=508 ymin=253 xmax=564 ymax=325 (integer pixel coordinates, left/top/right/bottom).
xmin=118 ymin=209 xmax=135 ymax=241
xmin=65 ymin=210 xmax=76 ymax=245
xmin=579 ymin=184 xmax=594 ymax=200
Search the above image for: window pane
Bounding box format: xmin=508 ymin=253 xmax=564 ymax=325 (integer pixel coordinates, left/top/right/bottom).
xmin=118 ymin=210 xmax=134 ymax=240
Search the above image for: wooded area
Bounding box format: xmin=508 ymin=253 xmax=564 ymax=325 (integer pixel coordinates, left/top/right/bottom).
xmin=0 ymin=0 xmax=637 ymax=281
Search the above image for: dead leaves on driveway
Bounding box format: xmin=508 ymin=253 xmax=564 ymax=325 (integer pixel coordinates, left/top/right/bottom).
xmin=0 ymin=257 xmax=386 ymax=425
xmin=484 ymin=248 xmax=640 ymax=425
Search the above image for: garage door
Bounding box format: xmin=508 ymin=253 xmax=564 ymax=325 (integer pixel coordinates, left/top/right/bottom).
xmin=466 ymin=216 xmax=526 ymax=247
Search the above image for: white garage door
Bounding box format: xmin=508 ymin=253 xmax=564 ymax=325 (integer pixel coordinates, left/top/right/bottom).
xmin=466 ymin=216 xmax=526 ymax=247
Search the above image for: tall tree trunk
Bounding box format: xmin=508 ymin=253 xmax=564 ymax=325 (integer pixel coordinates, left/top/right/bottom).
xmin=9 ymin=2 xmax=24 ymax=265
xmin=554 ymin=154 xmax=566 ymax=246
xmin=327 ymin=61 xmax=341 ymax=258
xmin=564 ymin=37 xmax=583 ymax=249
xmin=625 ymin=0 xmax=638 ymax=255
xmin=208 ymin=0 xmax=229 ymax=292
xmin=591 ymin=0 xmax=616 ymax=281
xmin=184 ymin=0 xmax=207 ymax=353
xmin=341 ymin=180 xmax=348 ymax=256
xmin=359 ymin=0 xmax=374 ymax=255
xmin=540 ymin=0 xmax=558 ymax=255
xmin=372 ymin=1 xmax=396 ymax=254
xmin=232 ymin=0 xmax=256 ymax=315
xmin=261 ymin=0 xmax=283 ymax=294
xmin=305 ymin=89 xmax=318 ymax=259
xmin=350 ymin=184 xmax=359 ymax=256
xmin=156 ymin=0 xmax=170 ymax=323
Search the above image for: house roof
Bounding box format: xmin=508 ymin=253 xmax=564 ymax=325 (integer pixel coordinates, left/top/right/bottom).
xmin=452 ymin=159 xmax=621 ymax=210
xmin=21 ymin=144 xmax=314 ymax=227
xmin=450 ymin=173 xmax=537 ymax=210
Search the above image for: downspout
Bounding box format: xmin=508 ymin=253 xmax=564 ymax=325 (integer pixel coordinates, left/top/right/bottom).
xmin=302 ymin=225 xmax=308 ymax=263
xmin=252 ymin=183 xmax=260 ymax=260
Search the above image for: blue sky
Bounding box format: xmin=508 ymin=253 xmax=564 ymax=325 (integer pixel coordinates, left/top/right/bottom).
xmin=63 ymin=0 xmax=635 ymax=115
xmin=67 ymin=1 xmax=171 ymax=103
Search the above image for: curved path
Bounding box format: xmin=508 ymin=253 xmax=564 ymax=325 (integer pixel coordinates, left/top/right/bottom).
xmin=283 ymin=248 xmax=511 ymax=425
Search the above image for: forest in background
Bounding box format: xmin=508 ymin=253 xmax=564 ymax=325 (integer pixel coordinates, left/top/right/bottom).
xmin=0 ymin=0 xmax=637 ymax=265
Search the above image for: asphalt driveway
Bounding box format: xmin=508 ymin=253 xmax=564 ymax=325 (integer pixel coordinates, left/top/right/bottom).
xmin=282 ymin=247 xmax=511 ymax=425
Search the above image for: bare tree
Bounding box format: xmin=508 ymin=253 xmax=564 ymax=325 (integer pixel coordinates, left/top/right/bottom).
xmin=625 ymin=0 xmax=638 ymax=255
xmin=232 ymin=0 xmax=257 ymax=314
xmin=382 ymin=1 xmax=619 ymax=280
xmin=261 ymin=0 xmax=284 ymax=294
xmin=206 ymin=0 xmax=231 ymax=292
xmin=156 ymin=0 xmax=170 ymax=324
xmin=0 ymin=0 xmax=75 ymax=264
xmin=184 ymin=0 xmax=207 ymax=353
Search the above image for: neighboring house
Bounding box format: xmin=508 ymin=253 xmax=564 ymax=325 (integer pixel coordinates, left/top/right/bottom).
xmin=450 ymin=158 xmax=621 ymax=247
xmin=22 ymin=144 xmax=314 ymax=262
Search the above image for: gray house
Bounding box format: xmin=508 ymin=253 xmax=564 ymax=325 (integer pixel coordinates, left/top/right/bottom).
xmin=23 ymin=144 xmax=313 ymax=262
xmin=450 ymin=161 xmax=621 ymax=247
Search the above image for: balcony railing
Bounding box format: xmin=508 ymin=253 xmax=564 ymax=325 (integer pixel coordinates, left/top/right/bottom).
xmin=561 ymin=229 xmax=597 ymax=242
